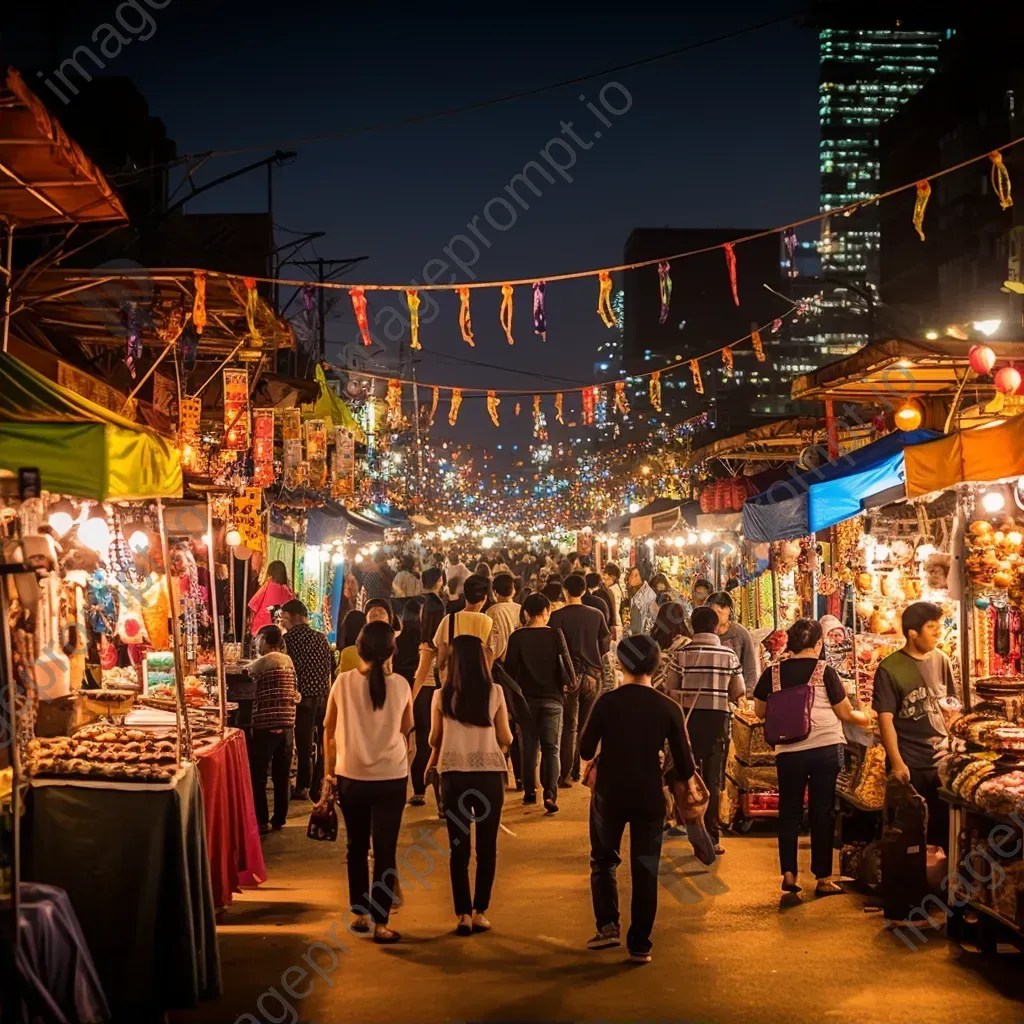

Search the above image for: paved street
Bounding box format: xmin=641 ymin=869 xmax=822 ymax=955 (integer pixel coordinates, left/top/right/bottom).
xmin=174 ymin=784 xmax=1022 ymax=1023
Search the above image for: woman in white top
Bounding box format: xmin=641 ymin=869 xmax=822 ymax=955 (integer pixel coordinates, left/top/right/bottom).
xmin=324 ymin=621 xmax=413 ymax=944
xmin=427 ymin=630 xmax=513 ymax=936
xmin=752 ymin=619 xmax=872 ymax=896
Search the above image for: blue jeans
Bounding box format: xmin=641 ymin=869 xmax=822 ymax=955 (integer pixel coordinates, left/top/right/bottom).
xmin=520 ymin=697 xmax=563 ymax=802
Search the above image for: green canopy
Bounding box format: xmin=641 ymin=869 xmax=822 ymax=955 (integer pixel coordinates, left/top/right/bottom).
xmin=0 ymin=352 xmax=182 ymax=500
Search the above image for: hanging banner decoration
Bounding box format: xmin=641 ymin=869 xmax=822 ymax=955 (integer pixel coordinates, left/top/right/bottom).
xmin=782 ymin=228 xmax=798 ymax=277
xmin=595 ymin=386 xmax=608 ymax=426
xmin=178 ymin=322 xmax=198 ymax=372
xmin=156 ymin=304 xmax=184 ymax=346
xmin=222 ymin=368 xmax=250 ymax=449
xmin=192 ymin=271 xmax=207 ymax=334
xmin=499 ymin=284 xmax=515 ymax=344
xmin=724 ymin=243 xmax=739 ymax=305
xmin=179 ymin=395 xmax=201 ymax=434
xmin=597 ymin=271 xmax=617 ymax=327
xmin=532 ymin=281 xmax=547 ymax=341
xmin=649 ymin=371 xmax=662 ymax=412
xmin=305 ymin=418 xmax=328 ymax=490
xmin=281 ymin=407 xmax=302 ymax=441
xmin=750 ymin=324 xmax=766 ymax=362
xmin=990 ymin=151 xmax=1013 ymax=210
xmin=771 ymin=318 xmax=783 ymax=334
xmin=449 ymin=388 xmax=463 ymax=426
xmin=153 ymin=372 xmax=175 ymax=420
xmin=690 ymin=358 xmax=704 ymax=395
xmin=487 ymin=390 xmax=501 ymax=426
xmin=532 ymin=394 xmax=549 ymax=440
xmin=515 ymin=402 xmax=521 ymax=417
xmin=582 ymin=386 xmax=596 ymax=426
xmin=332 ymin=426 xmax=356 ymax=497
xmin=913 ymin=180 xmax=932 ymax=241
xmin=614 ymin=380 xmax=630 ymax=416
xmin=406 ymin=289 xmax=422 ymax=350
xmin=120 ymin=300 xmax=143 ymax=379
xmin=386 ymin=379 xmax=403 ymax=427
xmin=252 ymin=408 xmax=276 ymax=486
xmin=349 ymin=287 xmax=373 ymax=347
xmin=555 ymin=392 xmax=564 ymax=424
xmin=457 ymin=286 xmax=475 ymax=346
xmin=283 ymin=438 xmax=303 ymax=489
xmin=657 ymin=261 xmax=672 ymax=325
xmin=722 ymin=347 xmax=734 ymax=374
xmin=243 ymin=277 xmax=262 ymax=344
xmin=429 ymin=386 xmax=439 ymax=427
xmin=232 ymin=488 xmax=266 ymax=554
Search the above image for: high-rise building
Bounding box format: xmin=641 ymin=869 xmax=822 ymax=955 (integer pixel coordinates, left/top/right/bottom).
xmin=796 ymin=13 xmax=948 ymax=358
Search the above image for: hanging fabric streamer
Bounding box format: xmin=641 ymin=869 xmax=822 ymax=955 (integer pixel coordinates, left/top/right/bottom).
xmin=449 ymin=388 xmax=463 ymax=426
xmin=406 ymin=289 xmax=422 ymax=350
xmin=722 ymin=347 xmax=734 ymax=374
xmin=532 ymin=281 xmax=547 ymax=340
xmin=913 ymin=180 xmax=932 ymax=240
xmin=222 ymin=369 xmax=250 ymax=449
xmin=350 ymin=287 xmax=373 ymax=347
xmin=990 ymin=152 xmax=1013 ymax=210
xmin=582 ymin=386 xmax=597 ymax=426
xmin=555 ymin=393 xmax=564 ymax=424
xmin=457 ymin=286 xmax=475 ymax=346
xmin=597 ymin=271 xmax=617 ymax=327
xmin=690 ymin=359 xmax=704 ymax=395
xmin=429 ymin=386 xmax=439 ymax=427
xmin=192 ymin=271 xmax=207 ymax=334
xmin=532 ymin=395 xmax=540 ymax=435
xmin=386 ymin=379 xmax=403 ymax=427
xmin=120 ymin=301 xmax=143 ymax=380
xmin=750 ymin=325 xmax=766 ymax=362
xmin=723 ymin=244 xmax=739 ymax=306
xmin=243 ymin=277 xmax=262 ymax=343
xmin=614 ymin=381 xmax=630 ymax=416
xmin=499 ymin=284 xmax=515 ymax=344
xmin=487 ymin=391 xmax=501 ymax=426
xmin=782 ymin=229 xmax=798 ymax=276
xmin=178 ymin=322 xmax=198 ymax=372
xmin=657 ymin=261 xmax=672 ymax=325
xmin=252 ymin=408 xmax=275 ymax=487
xmin=649 ymin=371 xmax=662 ymax=412
xmin=515 ymin=402 xmax=521 ymax=417
xmin=771 ymin=318 xmax=783 ymax=334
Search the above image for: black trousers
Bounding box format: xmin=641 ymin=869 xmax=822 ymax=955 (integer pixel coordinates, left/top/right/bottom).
xmin=294 ymin=696 xmax=327 ymax=797
xmin=589 ymin=792 xmax=665 ymax=954
xmin=776 ymin=743 xmax=843 ymax=878
xmin=686 ymin=709 xmax=731 ymax=841
xmin=249 ymin=727 xmax=293 ymax=828
xmin=338 ymin=776 xmax=408 ymax=924
xmin=410 ymin=686 xmax=435 ymax=796
xmin=909 ymin=766 xmax=949 ymax=851
xmin=441 ymin=771 xmax=505 ymax=917
xmin=562 ymin=675 xmax=599 ymax=782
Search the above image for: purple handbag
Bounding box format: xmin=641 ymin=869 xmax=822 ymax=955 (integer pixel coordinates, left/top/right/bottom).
xmin=763 ymin=660 xmax=825 ymax=746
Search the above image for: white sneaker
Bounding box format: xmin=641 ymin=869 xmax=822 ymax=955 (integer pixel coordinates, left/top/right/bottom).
xmin=472 ymin=911 xmax=492 ymax=932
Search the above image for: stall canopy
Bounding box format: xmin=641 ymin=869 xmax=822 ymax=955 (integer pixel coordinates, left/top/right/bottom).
xmin=0 ymin=352 xmax=182 ymax=500
xmin=742 ymin=428 xmax=941 ymax=542
xmin=905 ymin=415 xmax=1024 ymax=497
xmin=628 ymin=498 xmax=700 ymax=538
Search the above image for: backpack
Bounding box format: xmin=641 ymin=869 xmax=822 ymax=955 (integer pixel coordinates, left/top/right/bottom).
xmin=763 ymin=659 xmax=825 ymax=746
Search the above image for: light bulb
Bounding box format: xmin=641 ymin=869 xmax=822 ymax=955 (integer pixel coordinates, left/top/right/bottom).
xmin=874 ymin=543 xmax=891 ymax=561
xmin=78 ymin=516 xmax=110 ymax=553
xmin=355 ymin=553 xmax=364 ymax=563
xmin=225 ymin=528 xmax=242 ymax=547
xmin=48 ymin=512 xmax=74 ymax=537
xmin=687 ymin=533 xmax=697 ymax=545
xmin=332 ymin=551 xmax=344 ymax=565
xmin=973 ymin=319 xmax=1001 ymax=337
xmin=629 ymin=502 xmax=641 ymax=514
xmin=982 ymin=491 xmax=1006 ymax=513
xmin=128 ymin=530 xmax=150 ymax=554
xmin=700 ymin=531 xmax=714 ymax=544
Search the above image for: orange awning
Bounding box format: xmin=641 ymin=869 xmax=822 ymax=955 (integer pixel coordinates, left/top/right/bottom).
xmin=0 ymin=67 xmax=127 ymax=226
xmin=905 ymin=415 xmax=1024 ymax=496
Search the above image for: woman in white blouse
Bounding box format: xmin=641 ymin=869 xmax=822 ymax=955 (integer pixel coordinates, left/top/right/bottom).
xmin=427 ymin=631 xmax=513 ymax=935
xmin=324 ymin=620 xmax=413 ymax=944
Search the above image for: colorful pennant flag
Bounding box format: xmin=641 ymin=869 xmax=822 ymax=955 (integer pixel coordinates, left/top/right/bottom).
xmin=350 ymin=287 xmax=373 ymax=347
xmin=724 ymin=243 xmax=739 ymax=306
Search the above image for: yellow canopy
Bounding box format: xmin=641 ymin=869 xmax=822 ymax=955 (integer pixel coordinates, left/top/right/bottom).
xmin=905 ymin=415 xmax=1024 ymax=497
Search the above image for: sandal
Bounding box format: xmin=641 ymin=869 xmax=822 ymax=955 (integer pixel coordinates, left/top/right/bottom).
xmin=351 ymin=914 xmax=371 ymax=933
xmin=815 ymin=879 xmax=845 ymax=896
xmin=373 ymin=924 xmax=401 ymax=944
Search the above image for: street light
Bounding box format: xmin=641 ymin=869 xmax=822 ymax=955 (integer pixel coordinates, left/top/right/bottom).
xmin=973 ymin=319 xmax=1001 ymax=337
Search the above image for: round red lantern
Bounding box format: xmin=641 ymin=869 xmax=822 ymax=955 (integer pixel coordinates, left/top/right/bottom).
xmin=969 ymin=345 xmax=997 ymax=375
xmin=995 ymin=366 xmax=1022 ymax=395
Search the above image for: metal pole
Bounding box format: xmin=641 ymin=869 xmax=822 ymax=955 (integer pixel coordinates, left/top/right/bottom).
xmin=317 ymin=258 xmax=326 ymax=362
xmin=2 ymin=222 xmax=14 ymax=353
xmin=229 ymin=547 xmax=236 ymax=641
xmin=411 ymin=368 xmax=424 ymax=503
xmin=206 ymin=495 xmax=227 ymax=736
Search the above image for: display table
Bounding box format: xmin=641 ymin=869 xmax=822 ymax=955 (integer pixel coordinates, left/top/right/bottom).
xmin=24 ymin=762 xmax=221 ymax=1019
xmin=195 ymin=728 xmax=267 ymax=908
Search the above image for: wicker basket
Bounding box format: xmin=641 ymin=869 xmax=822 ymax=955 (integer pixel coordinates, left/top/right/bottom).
xmin=731 ymin=714 xmax=776 ymax=766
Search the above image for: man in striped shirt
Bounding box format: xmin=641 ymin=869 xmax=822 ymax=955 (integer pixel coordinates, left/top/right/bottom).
xmin=664 ymin=605 xmax=746 ymax=853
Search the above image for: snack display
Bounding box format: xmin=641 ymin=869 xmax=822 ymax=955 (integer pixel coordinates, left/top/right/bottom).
xmin=27 ymin=726 xmax=178 ymax=783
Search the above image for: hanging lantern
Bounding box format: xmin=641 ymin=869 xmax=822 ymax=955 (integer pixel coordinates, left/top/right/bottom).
xmin=721 ymin=347 xmax=734 ymax=374
xmin=649 ymin=371 xmax=662 ymax=412
xmin=500 ymin=284 xmax=515 ymax=344
xmin=487 ymin=391 xmax=501 ymax=426
xmin=597 ymin=271 xmax=617 ymax=327
xmin=895 ymin=400 xmax=923 ymax=432
xmin=969 ymin=345 xmax=997 ymax=375
xmin=532 ymin=281 xmax=547 ymax=340
xmin=386 ymin=379 xmax=403 ymax=426
xmin=555 ymin=392 xmax=564 ymax=424
xmin=192 ymin=271 xmax=208 ymax=334
xmin=989 ymin=151 xmax=1013 ymax=210
xmin=690 ymin=359 xmax=704 ymax=395
xmin=406 ymin=289 xmax=422 ymax=350
xmin=456 ymin=287 xmax=475 ymax=346
xmin=912 ymin=180 xmax=931 ymax=241
xmin=350 ymin=287 xmax=373 ymax=347
xmin=449 ymin=388 xmax=463 ymax=426
xmin=995 ymin=365 xmax=1022 ymax=395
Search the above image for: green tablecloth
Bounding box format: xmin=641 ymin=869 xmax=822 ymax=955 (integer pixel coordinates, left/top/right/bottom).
xmin=24 ymin=763 xmax=221 ymax=1018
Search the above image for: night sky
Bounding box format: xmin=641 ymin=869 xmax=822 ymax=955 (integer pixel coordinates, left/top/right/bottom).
xmin=5 ymin=1 xmax=819 ymax=454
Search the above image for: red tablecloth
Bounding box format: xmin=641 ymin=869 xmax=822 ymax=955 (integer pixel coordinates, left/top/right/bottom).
xmin=196 ymin=728 xmax=267 ymax=908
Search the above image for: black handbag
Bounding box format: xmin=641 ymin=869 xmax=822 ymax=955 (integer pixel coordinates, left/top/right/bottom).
xmin=307 ymin=779 xmax=339 ymax=842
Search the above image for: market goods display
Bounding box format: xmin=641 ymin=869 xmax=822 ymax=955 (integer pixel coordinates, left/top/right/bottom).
xmin=966 ymin=518 xmax=1024 ymax=590
xmin=27 ymin=726 xmax=178 ymax=783
xmin=972 ymin=771 xmax=1024 ymax=818
xmin=991 ymin=861 xmax=1024 ymax=925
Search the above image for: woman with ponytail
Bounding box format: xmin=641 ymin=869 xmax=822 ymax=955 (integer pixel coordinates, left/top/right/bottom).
xmin=323 ymin=620 xmax=413 ymax=943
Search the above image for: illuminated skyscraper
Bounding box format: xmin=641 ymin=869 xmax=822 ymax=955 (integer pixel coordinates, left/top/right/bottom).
xmin=814 ymin=22 xmax=947 ymax=352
